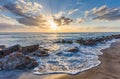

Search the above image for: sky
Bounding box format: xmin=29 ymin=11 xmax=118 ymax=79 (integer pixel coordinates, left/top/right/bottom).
xmin=0 ymin=0 xmax=120 ymax=32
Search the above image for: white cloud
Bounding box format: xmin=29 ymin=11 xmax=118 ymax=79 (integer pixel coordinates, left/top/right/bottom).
xmin=68 ymin=9 xmax=79 ymax=15
xmin=76 ymin=18 xmax=84 ymax=23
xmin=85 ymin=5 xmax=120 ymax=21
xmin=84 ymin=10 xmax=89 ymax=17
xmin=16 ymin=0 xmax=43 ymax=16
xmin=54 ymin=12 xmax=65 ymax=18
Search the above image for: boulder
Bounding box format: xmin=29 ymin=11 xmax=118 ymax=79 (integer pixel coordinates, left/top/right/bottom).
xmin=0 ymin=52 xmax=38 ymax=70
xmin=0 ymin=45 xmax=6 ymax=50
xmin=33 ymin=50 xmax=49 ymax=57
xmin=68 ymin=47 xmax=79 ymax=52
xmin=76 ymin=38 xmax=84 ymax=44
xmin=112 ymin=34 xmax=120 ymax=39
xmin=55 ymin=39 xmax=73 ymax=44
xmin=0 ymin=44 xmax=21 ymax=58
xmin=22 ymin=44 xmax=39 ymax=54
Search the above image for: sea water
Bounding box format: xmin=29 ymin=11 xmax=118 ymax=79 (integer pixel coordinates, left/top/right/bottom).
xmin=0 ymin=32 xmax=120 ymax=75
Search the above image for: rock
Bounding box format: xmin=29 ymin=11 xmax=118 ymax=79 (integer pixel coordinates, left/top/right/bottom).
xmin=22 ymin=44 xmax=39 ymax=54
xmin=76 ymin=38 xmax=84 ymax=44
xmin=0 ymin=45 xmax=6 ymax=50
xmin=55 ymin=39 xmax=73 ymax=44
xmin=0 ymin=52 xmax=38 ymax=70
xmin=42 ymin=48 xmax=49 ymax=51
xmin=112 ymin=34 xmax=120 ymax=39
xmin=68 ymin=47 xmax=79 ymax=52
xmin=33 ymin=50 xmax=49 ymax=57
xmin=0 ymin=44 xmax=21 ymax=58
xmin=39 ymin=47 xmax=49 ymax=51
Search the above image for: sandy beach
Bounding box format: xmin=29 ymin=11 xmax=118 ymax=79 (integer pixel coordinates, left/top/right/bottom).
xmin=13 ymin=41 xmax=120 ymax=79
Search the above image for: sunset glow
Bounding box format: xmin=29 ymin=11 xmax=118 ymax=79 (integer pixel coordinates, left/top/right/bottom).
xmin=0 ymin=0 xmax=120 ymax=32
xmin=49 ymin=20 xmax=59 ymax=30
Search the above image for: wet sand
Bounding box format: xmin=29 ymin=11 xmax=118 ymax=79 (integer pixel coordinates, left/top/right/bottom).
xmin=1 ymin=41 xmax=120 ymax=79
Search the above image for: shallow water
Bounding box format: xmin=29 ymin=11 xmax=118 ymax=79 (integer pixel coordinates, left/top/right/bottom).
xmin=0 ymin=32 xmax=120 ymax=75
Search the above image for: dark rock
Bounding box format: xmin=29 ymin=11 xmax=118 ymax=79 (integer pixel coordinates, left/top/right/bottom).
xmin=0 ymin=44 xmax=21 ymax=58
xmin=83 ymin=39 xmax=95 ymax=46
xmin=68 ymin=47 xmax=79 ymax=52
xmin=0 ymin=52 xmax=38 ymax=70
xmin=56 ymin=34 xmax=120 ymax=46
xmin=22 ymin=44 xmax=39 ymax=53
xmin=33 ymin=50 xmax=49 ymax=57
xmin=42 ymin=48 xmax=49 ymax=51
xmin=112 ymin=34 xmax=120 ymax=39
xmin=0 ymin=45 xmax=6 ymax=50
xmin=55 ymin=39 xmax=73 ymax=44
xmin=76 ymin=38 xmax=84 ymax=44
xmin=76 ymin=38 xmax=97 ymax=46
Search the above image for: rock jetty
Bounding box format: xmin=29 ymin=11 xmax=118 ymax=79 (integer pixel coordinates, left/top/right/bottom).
xmin=55 ymin=34 xmax=120 ymax=46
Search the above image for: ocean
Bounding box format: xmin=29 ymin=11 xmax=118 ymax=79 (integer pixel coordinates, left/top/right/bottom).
xmin=0 ymin=32 xmax=120 ymax=75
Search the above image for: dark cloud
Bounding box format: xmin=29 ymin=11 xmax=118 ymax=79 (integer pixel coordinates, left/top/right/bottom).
xmin=93 ymin=8 xmax=120 ymax=20
xmin=0 ymin=6 xmax=5 ymax=11
xmin=54 ymin=16 xmax=73 ymax=26
xmin=17 ymin=15 xmax=49 ymax=28
xmin=3 ymin=3 xmax=28 ymax=17
xmin=86 ymin=5 xmax=120 ymax=21
xmin=1 ymin=1 xmax=47 ymax=27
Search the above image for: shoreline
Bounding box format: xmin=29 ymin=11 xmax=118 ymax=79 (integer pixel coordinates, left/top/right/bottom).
xmin=8 ymin=41 xmax=120 ymax=79
xmin=0 ymin=41 xmax=120 ymax=79
xmin=40 ymin=41 xmax=120 ymax=79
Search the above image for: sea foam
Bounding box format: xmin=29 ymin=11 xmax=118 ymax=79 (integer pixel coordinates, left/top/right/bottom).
xmin=33 ymin=39 xmax=118 ymax=75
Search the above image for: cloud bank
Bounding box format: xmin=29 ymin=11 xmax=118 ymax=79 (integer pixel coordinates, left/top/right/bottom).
xmin=85 ymin=5 xmax=120 ymax=21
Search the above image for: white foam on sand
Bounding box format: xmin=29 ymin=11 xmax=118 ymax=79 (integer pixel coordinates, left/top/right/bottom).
xmin=33 ymin=39 xmax=119 ymax=75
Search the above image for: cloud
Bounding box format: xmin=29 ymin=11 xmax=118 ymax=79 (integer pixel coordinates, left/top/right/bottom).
xmin=17 ymin=15 xmax=50 ymax=28
xmin=0 ymin=0 xmax=83 ymax=29
xmin=54 ymin=9 xmax=79 ymax=18
xmin=54 ymin=16 xmax=73 ymax=26
xmin=0 ymin=14 xmax=27 ymax=31
xmin=84 ymin=10 xmax=90 ymax=18
xmin=1 ymin=0 xmax=52 ymax=28
xmin=85 ymin=5 xmax=120 ymax=21
xmin=1 ymin=0 xmax=74 ymax=28
xmin=53 ymin=9 xmax=80 ymax=25
xmin=92 ymin=5 xmax=108 ymax=16
xmin=76 ymin=18 xmax=84 ymax=23
xmin=93 ymin=8 xmax=120 ymax=20
xmin=3 ymin=0 xmax=43 ymax=17
xmin=68 ymin=9 xmax=79 ymax=15
xmin=54 ymin=12 xmax=65 ymax=18
xmin=0 ymin=6 xmax=5 ymax=11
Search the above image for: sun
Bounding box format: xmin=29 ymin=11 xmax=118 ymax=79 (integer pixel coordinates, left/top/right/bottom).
xmin=49 ymin=20 xmax=59 ymax=30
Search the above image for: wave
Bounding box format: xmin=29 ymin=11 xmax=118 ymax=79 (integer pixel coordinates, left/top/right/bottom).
xmin=33 ymin=38 xmax=119 ymax=75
